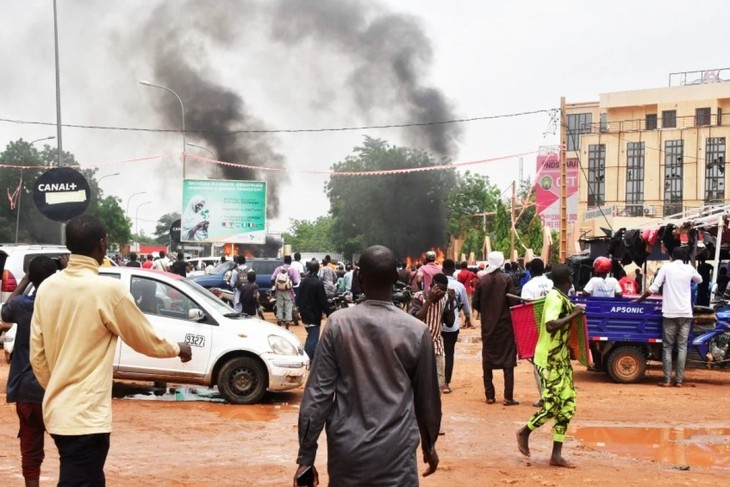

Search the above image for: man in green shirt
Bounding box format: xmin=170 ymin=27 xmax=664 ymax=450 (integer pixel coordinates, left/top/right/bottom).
xmin=516 ymin=264 xmax=585 ymax=467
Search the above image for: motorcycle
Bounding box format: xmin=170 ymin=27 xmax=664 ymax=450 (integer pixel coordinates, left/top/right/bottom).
xmin=693 ymin=304 xmax=730 ymax=368
xmin=392 ymin=281 xmax=412 ymax=310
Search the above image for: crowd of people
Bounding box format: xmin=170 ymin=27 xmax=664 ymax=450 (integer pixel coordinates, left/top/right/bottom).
xmin=3 ymin=230 xmax=718 ymax=485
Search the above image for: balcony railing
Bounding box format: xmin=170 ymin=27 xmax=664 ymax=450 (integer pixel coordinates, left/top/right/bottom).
xmin=576 ymin=113 xmax=728 ymax=135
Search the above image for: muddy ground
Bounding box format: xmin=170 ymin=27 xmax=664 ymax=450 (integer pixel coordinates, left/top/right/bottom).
xmin=0 ymin=312 xmax=728 ymax=486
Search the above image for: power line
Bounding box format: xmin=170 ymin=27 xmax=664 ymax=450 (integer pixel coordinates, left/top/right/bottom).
xmin=0 ymin=108 xmax=556 ymax=136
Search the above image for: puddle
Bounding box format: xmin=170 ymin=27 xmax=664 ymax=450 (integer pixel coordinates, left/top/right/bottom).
xmin=575 ymin=426 xmax=730 ymax=468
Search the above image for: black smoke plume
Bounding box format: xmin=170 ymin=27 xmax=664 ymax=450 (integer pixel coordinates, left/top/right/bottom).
xmin=135 ymin=2 xmax=287 ymax=218
xmin=269 ymin=0 xmax=462 ymax=159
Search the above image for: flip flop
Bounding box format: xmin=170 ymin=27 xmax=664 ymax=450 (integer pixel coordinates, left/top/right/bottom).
xmin=486 ymin=398 xmax=495 ymax=404
xmin=503 ymin=399 xmax=520 ymax=406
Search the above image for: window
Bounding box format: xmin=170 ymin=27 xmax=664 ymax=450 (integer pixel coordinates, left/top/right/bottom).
xmin=696 ymin=107 xmax=711 ymax=126
xmin=587 ymin=144 xmax=606 ymax=207
xmin=719 ymin=108 xmax=723 ymax=126
xmin=131 ymin=276 xmax=199 ymax=320
xmin=645 ymin=114 xmax=657 ymax=130
xmin=662 ymin=110 xmax=676 ymax=129
xmin=704 ymin=137 xmax=726 ymax=203
xmin=664 ymin=140 xmax=684 ymax=216
xmin=625 ymin=142 xmax=645 ymax=216
xmin=566 ymin=113 xmax=592 ymax=151
xmin=599 ymin=113 xmax=608 ymax=133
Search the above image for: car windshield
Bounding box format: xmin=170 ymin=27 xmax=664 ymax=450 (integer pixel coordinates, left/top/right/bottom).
xmin=249 ymin=260 xmax=282 ymax=275
xmin=173 ymin=278 xmax=233 ymax=315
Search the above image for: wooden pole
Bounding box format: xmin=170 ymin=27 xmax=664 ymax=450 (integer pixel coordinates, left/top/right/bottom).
xmin=559 ymin=96 xmax=568 ymax=263
xmin=510 ymin=180 xmax=516 ymax=262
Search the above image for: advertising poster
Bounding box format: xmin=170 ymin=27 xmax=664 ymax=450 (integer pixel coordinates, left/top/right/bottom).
xmin=535 ymin=154 xmax=579 ymax=230
xmin=181 ymin=179 xmax=266 ymax=244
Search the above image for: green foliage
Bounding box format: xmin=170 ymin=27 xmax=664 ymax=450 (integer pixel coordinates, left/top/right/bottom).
xmin=154 ymin=212 xmax=181 ymax=244
xmin=446 ymin=171 xmax=500 ymax=258
xmin=87 ymin=196 xmax=131 ymax=248
xmin=283 ymin=216 xmax=334 ymax=252
xmin=327 ymin=137 xmax=456 ymax=259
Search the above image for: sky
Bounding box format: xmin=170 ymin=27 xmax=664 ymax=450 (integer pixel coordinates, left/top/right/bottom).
xmin=1 ymin=0 xmax=729 ymax=238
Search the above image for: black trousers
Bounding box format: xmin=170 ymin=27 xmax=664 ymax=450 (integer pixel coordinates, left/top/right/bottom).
xmin=483 ymin=366 xmax=515 ymax=401
xmin=442 ymin=330 xmax=459 ymax=384
xmin=52 ymin=433 xmax=110 ymax=487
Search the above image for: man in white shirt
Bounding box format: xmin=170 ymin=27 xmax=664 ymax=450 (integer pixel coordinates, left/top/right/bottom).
xmin=291 ymin=252 xmax=306 ymax=285
xmin=636 ymin=247 xmax=702 ymax=387
xmin=521 ymin=258 xmax=554 ymax=300
xmin=153 ymin=250 xmax=171 ymax=272
xmin=582 ymin=257 xmax=622 ymax=298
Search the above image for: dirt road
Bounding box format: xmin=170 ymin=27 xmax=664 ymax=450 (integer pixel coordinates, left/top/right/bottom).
xmin=1 ymin=318 xmax=728 ymax=485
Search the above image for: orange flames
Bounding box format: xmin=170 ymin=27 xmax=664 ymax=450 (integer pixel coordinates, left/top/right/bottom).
xmin=405 ymin=248 xmax=445 ymax=268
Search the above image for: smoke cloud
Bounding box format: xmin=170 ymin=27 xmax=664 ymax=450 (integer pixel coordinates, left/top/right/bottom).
xmin=269 ymin=0 xmax=462 ymax=159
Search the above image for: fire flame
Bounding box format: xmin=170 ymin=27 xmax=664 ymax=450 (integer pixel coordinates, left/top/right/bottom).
xmin=404 ymin=248 xmax=445 ymax=268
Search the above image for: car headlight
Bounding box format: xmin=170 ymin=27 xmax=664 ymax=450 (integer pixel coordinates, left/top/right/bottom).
xmin=268 ymin=335 xmax=298 ymax=356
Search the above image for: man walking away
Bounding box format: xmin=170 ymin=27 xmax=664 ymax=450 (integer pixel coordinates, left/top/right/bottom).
xmin=142 ymin=254 xmax=154 ymax=269
xmin=295 ymin=261 xmax=331 ymax=360
xmin=473 ymin=251 xmax=519 ymax=406
xmin=1 ymin=256 xmax=58 ymax=487
xmin=170 ymin=252 xmax=187 ymax=277
xmin=417 ymin=250 xmax=442 ymax=291
xmin=517 ymin=264 xmax=585 ymax=467
xmin=441 ymin=259 xmax=472 ymax=394
xmin=153 ymin=250 xmax=171 ymax=272
xmin=290 ymin=252 xmax=306 ymax=286
xmin=272 ymin=255 xmax=300 ymax=329
xmin=229 ymin=255 xmax=250 ymax=313
xmin=520 ymin=258 xmax=554 ymax=408
xmin=30 ymin=215 xmax=192 ymax=486
xmin=295 ymin=245 xmax=441 ymax=485
xmin=239 ymin=271 xmax=259 ymax=316
xmin=636 ymin=246 xmax=702 ymax=387
xmin=126 ymin=252 xmax=141 ymax=268
xmin=318 ymin=259 xmax=338 ymax=297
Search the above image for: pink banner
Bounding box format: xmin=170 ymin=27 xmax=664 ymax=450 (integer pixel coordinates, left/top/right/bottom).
xmin=535 ymin=154 xmax=578 ymax=230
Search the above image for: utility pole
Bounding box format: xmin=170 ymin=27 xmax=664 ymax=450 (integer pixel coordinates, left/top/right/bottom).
xmin=559 ymin=96 xmax=568 ymax=263
xmin=518 ymin=157 xmax=524 ymax=184
xmin=510 ymin=180 xmax=516 ymax=262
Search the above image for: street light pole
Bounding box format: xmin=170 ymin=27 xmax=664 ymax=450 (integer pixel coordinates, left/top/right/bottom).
xmin=187 ymin=143 xmax=219 ymax=178
xmin=126 ymin=191 xmax=147 ymax=216
xmin=52 ymin=0 xmax=63 ymax=167
xmin=139 ymin=81 xmax=186 ymax=179
xmin=16 ymin=136 xmax=56 ymax=243
xmin=135 ymin=201 xmax=151 ymax=237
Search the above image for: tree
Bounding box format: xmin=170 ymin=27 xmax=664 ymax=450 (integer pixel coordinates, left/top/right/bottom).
xmin=154 ymin=212 xmax=181 ymax=244
xmin=283 ymin=216 xmax=335 ymax=251
xmin=87 ymin=196 xmax=131 ymax=250
xmin=327 ymin=137 xmax=456 ymax=259
xmin=446 ymin=171 xmax=501 ymax=258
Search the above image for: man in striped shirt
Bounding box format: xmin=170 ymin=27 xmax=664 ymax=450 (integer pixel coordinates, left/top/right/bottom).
xmin=409 ymin=273 xmax=455 ymax=390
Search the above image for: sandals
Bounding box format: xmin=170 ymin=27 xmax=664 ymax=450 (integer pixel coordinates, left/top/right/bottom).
xmin=503 ymin=399 xmax=520 ymax=406
xmin=486 ymin=398 xmax=496 ymax=404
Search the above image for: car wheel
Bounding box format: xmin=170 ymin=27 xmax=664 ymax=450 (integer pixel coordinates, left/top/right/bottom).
xmin=606 ymin=346 xmax=646 ymax=383
xmin=217 ymin=356 xmax=268 ymax=404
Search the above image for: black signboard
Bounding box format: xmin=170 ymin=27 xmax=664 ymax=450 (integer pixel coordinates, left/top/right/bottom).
xmin=32 ymin=167 xmax=91 ymax=222
xmin=170 ymin=219 xmax=181 ymax=243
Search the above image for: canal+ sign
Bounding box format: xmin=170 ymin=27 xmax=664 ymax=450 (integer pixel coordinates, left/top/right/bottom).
xmin=32 ymin=167 xmax=91 ymax=222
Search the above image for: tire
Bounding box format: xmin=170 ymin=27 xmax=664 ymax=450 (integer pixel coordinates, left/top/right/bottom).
xmin=606 ymin=346 xmax=647 ymax=384
xmin=217 ymin=356 xmax=268 ymax=404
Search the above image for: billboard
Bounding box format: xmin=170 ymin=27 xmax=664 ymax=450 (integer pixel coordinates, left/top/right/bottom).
xmin=535 ymin=154 xmax=578 ymax=230
xmin=181 ymin=179 xmax=266 ymax=244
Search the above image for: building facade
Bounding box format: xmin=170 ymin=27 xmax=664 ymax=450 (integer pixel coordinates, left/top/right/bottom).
xmin=565 ymin=69 xmax=730 ymax=240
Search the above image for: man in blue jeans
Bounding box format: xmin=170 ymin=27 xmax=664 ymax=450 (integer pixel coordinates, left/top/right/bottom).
xmin=295 ymin=261 xmax=331 ymax=359
xmin=637 ymin=246 xmax=702 ymax=387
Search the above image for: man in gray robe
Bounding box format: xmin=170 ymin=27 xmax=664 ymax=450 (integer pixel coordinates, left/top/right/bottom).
xmin=294 ymin=245 xmax=441 ymax=486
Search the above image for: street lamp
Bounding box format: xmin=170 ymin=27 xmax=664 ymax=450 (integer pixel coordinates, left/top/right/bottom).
xmin=15 ymin=136 xmax=56 ymax=243
xmin=135 ymin=201 xmax=152 ymax=237
xmin=97 ymin=172 xmax=120 ymax=185
xmin=139 ymin=80 xmax=186 ymax=179
xmin=187 ymin=142 xmax=220 ymax=178
xmin=126 ymin=191 xmax=147 ymax=216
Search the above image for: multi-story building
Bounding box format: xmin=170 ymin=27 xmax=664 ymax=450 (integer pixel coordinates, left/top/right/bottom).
xmin=564 ymin=68 xmax=730 ymax=241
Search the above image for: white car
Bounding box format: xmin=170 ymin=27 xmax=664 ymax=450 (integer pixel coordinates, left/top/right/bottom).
xmin=4 ymin=267 xmax=309 ymax=404
xmin=0 ymin=244 xmax=69 ymax=303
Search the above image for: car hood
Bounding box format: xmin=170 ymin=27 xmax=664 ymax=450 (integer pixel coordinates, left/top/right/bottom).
xmin=218 ymin=314 xmax=302 ymax=348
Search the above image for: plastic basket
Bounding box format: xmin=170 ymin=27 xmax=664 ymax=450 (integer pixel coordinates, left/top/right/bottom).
xmin=509 ymin=298 xmax=545 ymax=360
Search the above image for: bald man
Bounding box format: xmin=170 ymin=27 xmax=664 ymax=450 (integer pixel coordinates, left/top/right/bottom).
xmin=295 ymin=245 xmax=441 ymax=486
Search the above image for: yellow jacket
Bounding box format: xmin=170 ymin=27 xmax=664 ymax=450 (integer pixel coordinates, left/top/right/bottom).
xmin=31 ymin=254 xmax=180 ymax=435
